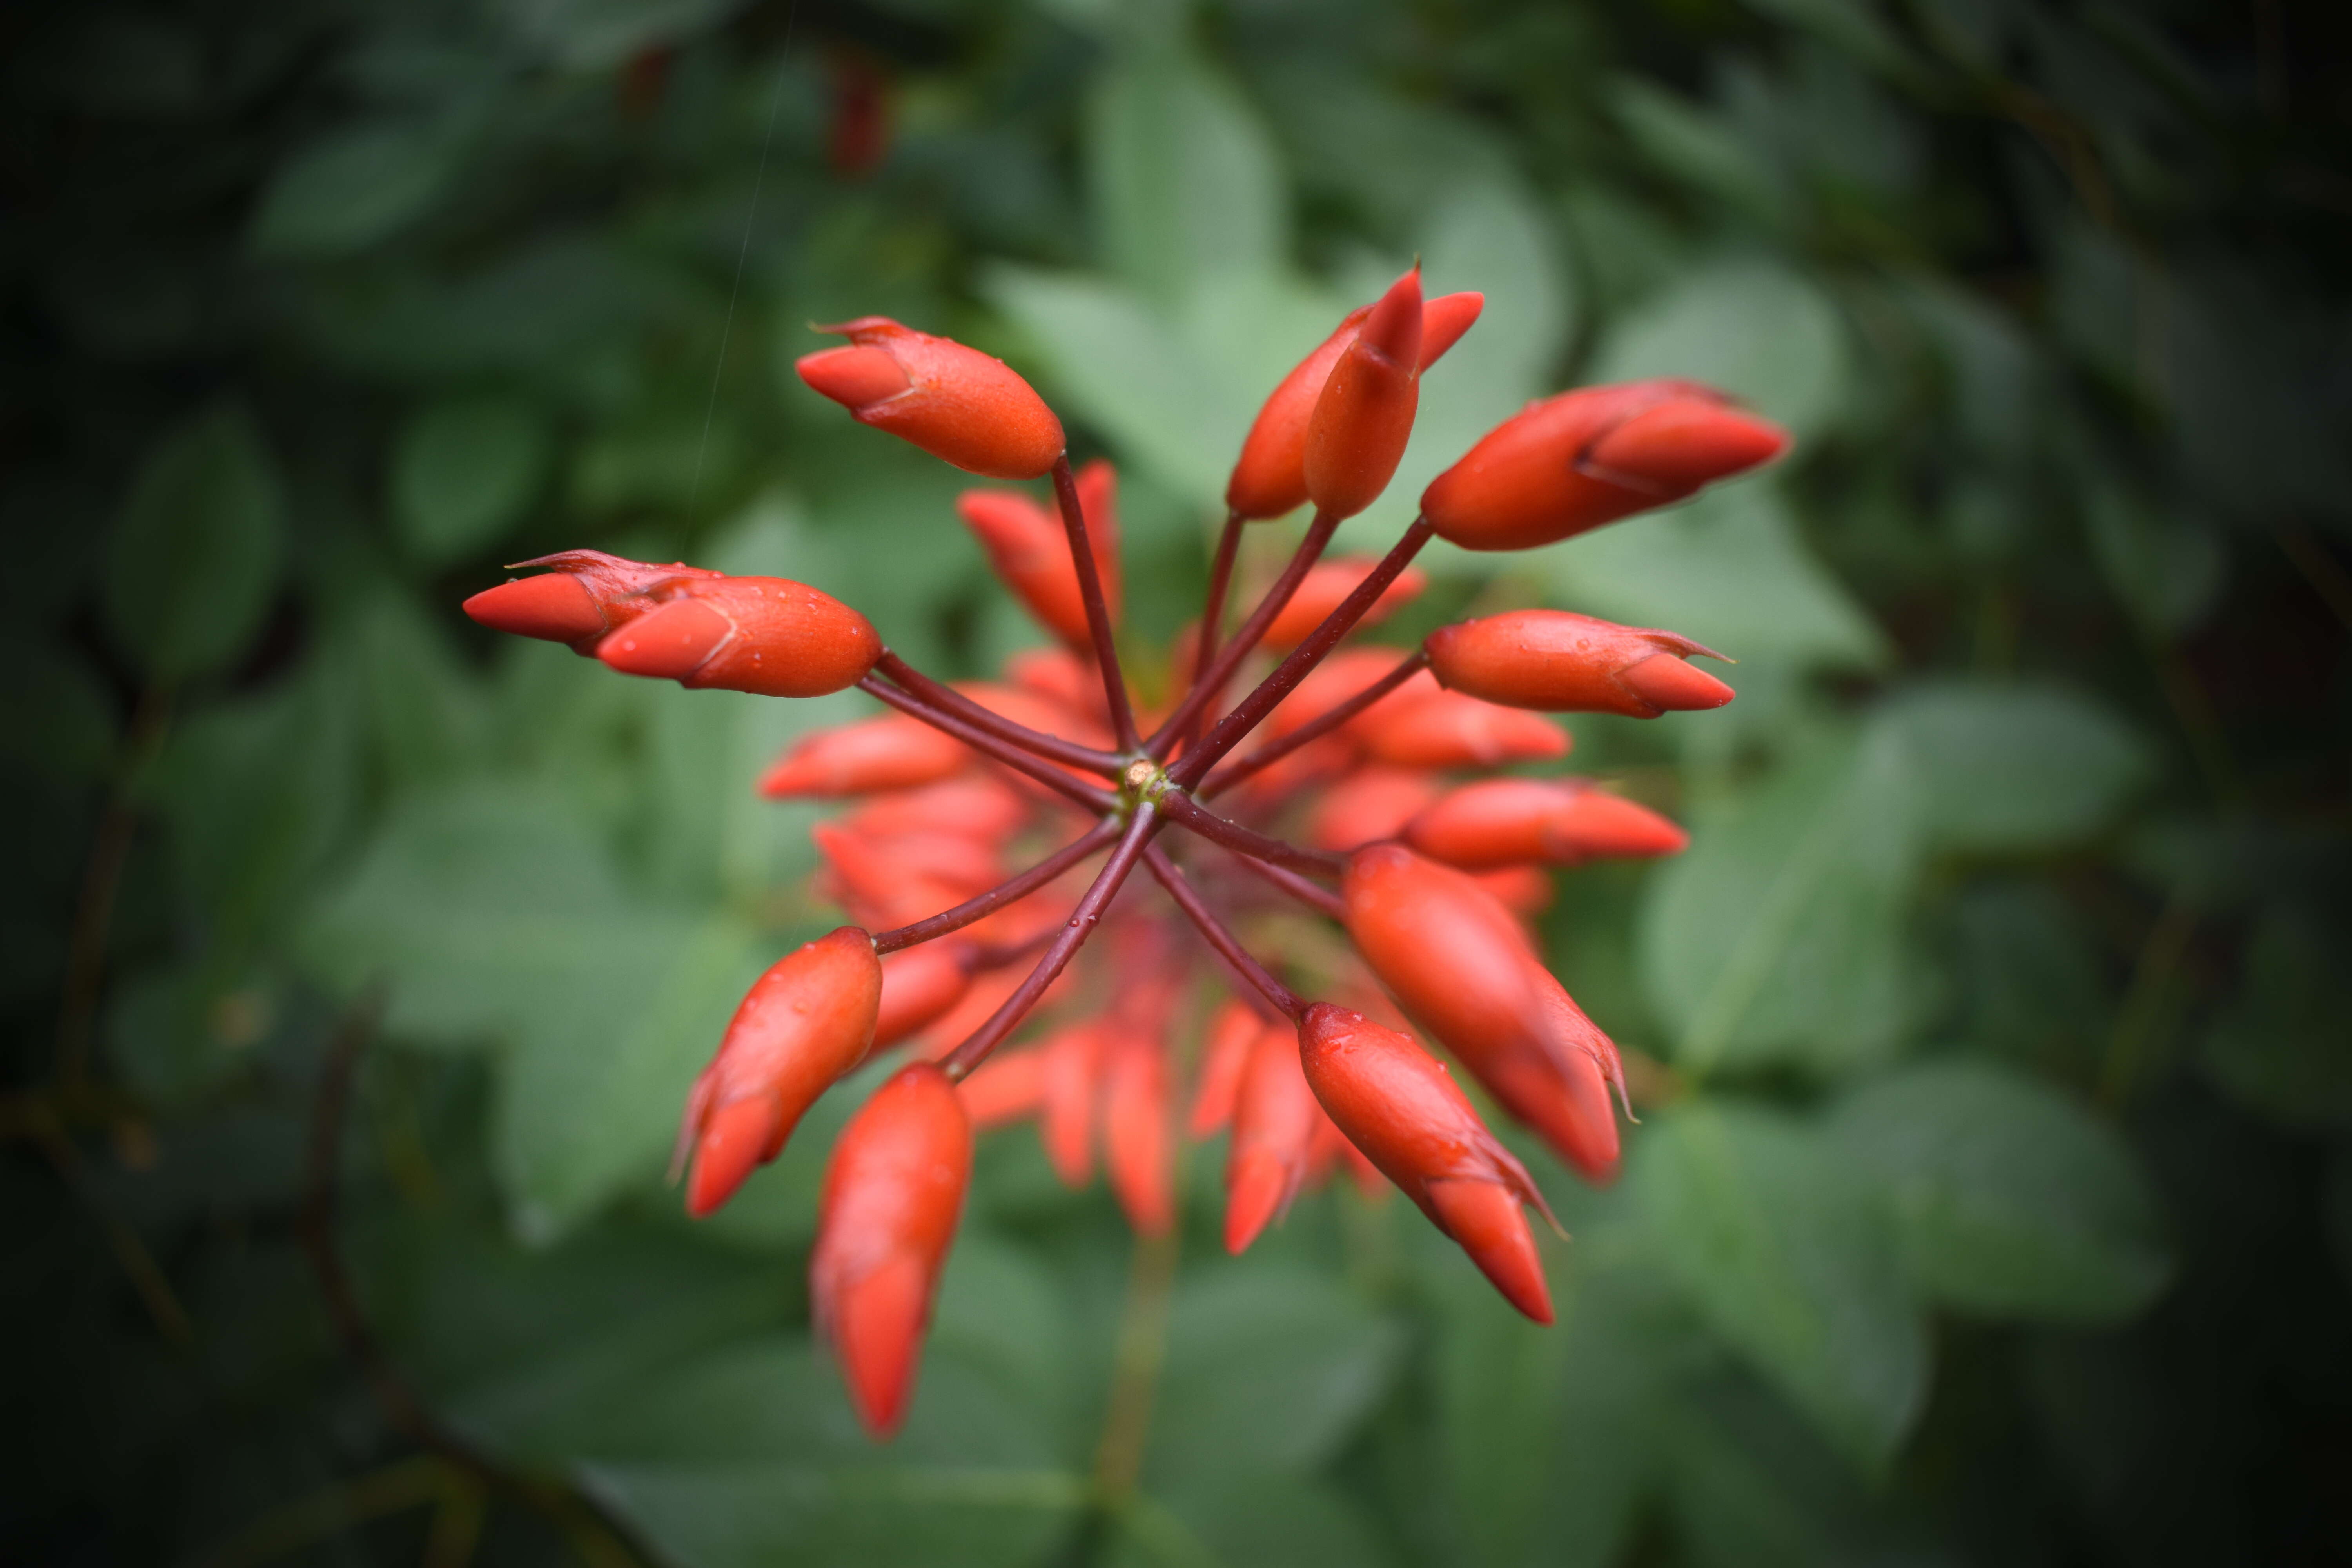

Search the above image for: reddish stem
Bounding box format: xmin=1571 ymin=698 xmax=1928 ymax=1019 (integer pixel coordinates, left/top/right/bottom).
xmin=1182 ymin=511 xmax=1246 ymax=752
xmin=1147 ymin=512 xmax=1339 ymax=760
xmin=1218 ymin=848 xmax=1349 ymax=921
xmin=939 ymin=804 xmax=1162 ymax=1080
xmin=874 ymin=650 xmax=1123 ymax=777
xmin=872 ymin=818 xmax=1123 ymax=954
xmin=1171 ymin=517 xmax=1436 ymax=788
xmin=1156 ymin=791 xmax=1345 ymax=877
xmin=1051 ymin=454 xmax=1141 ymax=753
xmin=1142 ymin=845 xmax=1305 ymax=1020
xmin=1201 ymin=650 xmax=1430 ymax=800
xmin=856 ymin=675 xmax=1118 ymax=815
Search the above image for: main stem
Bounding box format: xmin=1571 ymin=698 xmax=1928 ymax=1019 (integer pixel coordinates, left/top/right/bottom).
xmin=1201 ymin=650 xmax=1430 ymax=799
xmin=1141 ymin=845 xmax=1305 ymax=1020
xmin=1171 ymin=517 xmax=1436 ymax=788
xmin=1181 ymin=511 xmax=1247 ymax=753
xmin=872 ymin=818 xmax=1122 ymax=954
xmin=873 ymin=650 xmax=1122 ymax=777
xmin=1050 ymin=454 xmax=1141 ymax=753
xmin=939 ymin=804 xmax=1161 ymax=1080
xmin=856 ymin=675 xmax=1118 ymax=815
xmin=1147 ymin=512 xmax=1339 ymax=760
xmin=1156 ymin=791 xmax=1345 ymax=877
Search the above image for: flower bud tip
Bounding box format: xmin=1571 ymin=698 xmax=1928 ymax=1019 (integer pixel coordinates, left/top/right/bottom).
xmin=464 ymin=573 xmax=604 ymax=644
xmin=1427 ymin=1178 xmax=1554 ymax=1324
xmin=1223 ymin=1149 xmax=1291 ymax=1255
xmin=797 ymin=345 xmax=913 ymax=410
xmin=686 ymin=1093 xmax=782 ymax=1217
xmin=1617 ymin=652 xmax=1735 ymax=712
xmin=597 ymin=596 xmax=732 ymax=681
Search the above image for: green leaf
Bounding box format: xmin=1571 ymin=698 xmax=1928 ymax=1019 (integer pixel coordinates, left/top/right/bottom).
xmin=1124 ymin=1474 xmax=1398 ymax=1568
xmin=1867 ymin=680 xmax=2152 ymax=855
xmin=1639 ymin=732 xmax=1926 ymax=1078
xmin=2201 ymin=907 xmax=2352 ymax=1128
xmin=249 ymin=117 xmax=470 ymax=258
xmin=0 ymin=641 xmax=117 ymax=785
xmin=502 ymin=0 xmax=744 ymax=71
xmin=2083 ymin=483 xmax=2225 ymax=637
xmin=301 ymin=784 xmax=767 ymax=1241
xmin=1632 ymin=1102 xmax=1927 ymax=1468
xmin=1086 ymin=45 xmax=1286 ymax=305
xmin=1542 ymin=483 xmax=1887 ymax=671
xmin=1610 ymin=81 xmax=1791 ymax=229
xmin=104 ymin=402 xmax=287 ymax=684
xmin=1832 ymin=1059 xmax=2173 ymax=1320
xmin=1588 ymin=258 xmax=1851 ymax=440
xmin=390 ymin=394 xmax=552 ymax=566
xmin=1143 ymin=1263 xmax=1405 ymax=1493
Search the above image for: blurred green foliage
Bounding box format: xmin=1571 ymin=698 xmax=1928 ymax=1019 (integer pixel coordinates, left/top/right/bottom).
xmin=5 ymin=0 xmax=2350 ymax=1563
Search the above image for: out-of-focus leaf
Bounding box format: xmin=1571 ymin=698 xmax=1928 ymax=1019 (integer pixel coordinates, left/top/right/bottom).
xmin=1086 ymin=44 xmax=1285 ymax=305
xmin=1610 ymin=80 xmax=1791 ymax=228
xmin=328 ymin=588 xmax=493 ymax=794
xmin=1589 ymin=258 xmax=1850 ymax=440
xmin=502 ymin=0 xmax=744 ymax=71
xmin=1833 ymin=1059 xmax=2172 ymax=1320
xmin=0 ymin=641 xmax=116 ymax=784
xmin=1125 ymin=1472 xmax=1397 ymax=1568
xmin=2201 ymin=907 xmax=2352 ymax=1127
xmin=1738 ymin=0 xmax=1920 ymax=78
xmin=1867 ymin=680 xmax=2151 ymax=855
xmin=589 ymin=1461 xmax=1085 ymax=1568
xmin=1633 ymin=1103 xmax=1928 ymax=1469
xmin=249 ymin=116 xmax=471 ymax=257
xmin=103 ymin=402 xmax=287 ymax=684
xmin=149 ymin=658 xmax=363 ymax=956
xmin=2084 ymin=484 xmax=2225 ymax=637
xmin=1543 ymin=483 xmax=1887 ymax=671
xmin=1640 ymin=732 xmax=1926 ymax=1077
xmin=1142 ymin=1263 xmax=1405 ymax=1493
xmin=390 ymin=394 xmax=552 ymax=566
xmin=301 ymin=784 xmax=766 ymax=1241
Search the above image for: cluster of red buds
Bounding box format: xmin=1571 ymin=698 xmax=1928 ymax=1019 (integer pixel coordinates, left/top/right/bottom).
xmin=463 ymin=269 xmax=1786 ymax=1437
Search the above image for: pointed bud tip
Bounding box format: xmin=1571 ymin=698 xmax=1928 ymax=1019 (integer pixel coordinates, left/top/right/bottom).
xmin=797 ymin=345 xmax=913 ymax=410
xmin=1428 ymin=1178 xmax=1553 ymax=1324
xmin=1224 ymin=1151 xmax=1291 ymax=1255
xmin=598 ymin=596 xmax=733 ymax=682
xmin=685 ymin=1094 xmax=782 ymax=1218
xmin=464 ymin=573 xmax=604 ymax=644
xmin=1359 ymin=267 xmax=1425 ymax=368
xmin=831 ymin=1256 xmax=929 ymax=1438
xmin=1619 ymin=652 xmax=1735 ymax=712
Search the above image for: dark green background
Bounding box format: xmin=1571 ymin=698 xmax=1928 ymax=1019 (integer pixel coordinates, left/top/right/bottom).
xmin=5 ymin=0 xmax=2350 ymax=1563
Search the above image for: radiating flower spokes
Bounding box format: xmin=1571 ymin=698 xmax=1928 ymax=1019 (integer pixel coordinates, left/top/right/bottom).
xmin=462 ymin=264 xmax=1788 ymax=1436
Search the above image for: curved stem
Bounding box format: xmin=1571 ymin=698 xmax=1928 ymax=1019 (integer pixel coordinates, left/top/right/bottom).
xmin=1147 ymin=512 xmax=1339 ymax=760
xmin=1182 ymin=511 xmax=1247 ymax=752
xmin=856 ymin=675 xmax=1118 ymax=815
xmin=1201 ymin=650 xmax=1429 ymax=800
xmin=873 ymin=819 xmax=1122 ymax=953
xmin=1141 ymin=846 xmax=1305 ymax=1020
xmin=1219 ymin=848 xmax=1348 ymax=922
xmin=939 ymin=805 xmax=1162 ymax=1080
xmin=1051 ymin=455 xmax=1141 ymax=753
xmin=1171 ymin=517 xmax=1435 ymax=788
xmin=1156 ymin=791 xmax=1344 ymax=877
xmin=873 ymin=650 xmax=1123 ymax=777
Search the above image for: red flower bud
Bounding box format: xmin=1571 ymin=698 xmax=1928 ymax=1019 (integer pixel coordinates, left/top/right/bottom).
xmin=957 ymin=1045 xmax=1046 ymax=1130
xmin=873 ymin=942 xmax=978 ymax=1051
xmin=678 ymin=927 xmax=883 ymax=1217
xmin=1471 ymin=864 xmax=1556 ymax=918
xmin=1263 ymin=557 xmax=1429 ymax=650
xmin=757 ymin=714 xmax=971 ymax=798
xmin=1296 ymin=1004 xmax=1556 ymax=1321
xmin=1227 ymin=288 xmax=1485 ymax=521
xmin=1304 ymin=269 xmax=1424 ymax=521
xmin=1103 ymin=1031 xmax=1174 ymax=1236
xmin=1305 ymin=766 xmax=1442 ymax=852
xmin=956 ymin=460 xmax=1121 ymax=646
xmin=811 ymin=1062 xmax=971 ymax=1437
xmin=1007 ymin=646 xmax=1097 ymax=713
xmin=1224 ymin=1021 xmax=1320 ymax=1254
xmin=1424 ymin=609 xmax=1732 ymax=716
xmin=596 ymin=576 xmax=882 ymax=698
xmin=1342 ymin=846 xmax=1624 ymax=1182
xmin=1263 ymin=648 xmax=1425 ymax=742
xmin=1040 ymin=1021 xmax=1106 ymax=1188
xmin=463 ymin=550 xmax=723 ymax=652
xmin=840 ymin=776 xmax=1029 ymax=845
xmin=798 ymin=318 xmax=1065 ymax=480
xmin=1187 ymin=998 xmax=1263 ymax=1137
xmin=1422 ymin=380 xmax=1789 ymax=551
xmin=1404 ymin=779 xmax=1689 ymax=869
xmin=1357 ymin=686 xmax=1571 ymax=769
